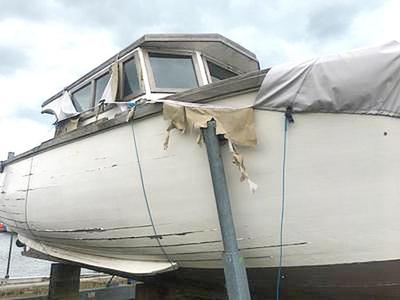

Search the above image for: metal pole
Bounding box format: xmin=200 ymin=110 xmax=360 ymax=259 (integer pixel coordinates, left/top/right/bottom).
xmin=202 ymin=120 xmax=251 ymax=300
xmin=5 ymin=233 xmax=13 ymax=279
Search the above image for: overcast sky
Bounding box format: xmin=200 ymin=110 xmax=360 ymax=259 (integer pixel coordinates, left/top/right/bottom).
xmin=1 ymin=0 xmax=399 ymax=159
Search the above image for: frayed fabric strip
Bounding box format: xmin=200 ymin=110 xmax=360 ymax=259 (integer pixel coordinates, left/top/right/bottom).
xmin=162 ymin=100 xmax=258 ymax=193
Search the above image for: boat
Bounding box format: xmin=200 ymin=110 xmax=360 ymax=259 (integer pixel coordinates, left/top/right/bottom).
xmin=1 ymin=33 xmax=400 ymax=298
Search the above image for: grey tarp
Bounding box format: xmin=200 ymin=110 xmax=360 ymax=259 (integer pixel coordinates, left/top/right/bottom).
xmin=255 ymin=41 xmax=400 ymax=117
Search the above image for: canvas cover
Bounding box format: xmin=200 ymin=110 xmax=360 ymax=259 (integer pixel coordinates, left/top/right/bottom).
xmin=162 ymin=100 xmax=257 ymax=148
xmin=161 ymin=100 xmax=258 ymax=192
xmin=42 ymin=91 xmax=78 ymax=121
xmin=255 ymin=41 xmax=400 ymax=117
xmin=102 ymin=62 xmax=119 ymax=103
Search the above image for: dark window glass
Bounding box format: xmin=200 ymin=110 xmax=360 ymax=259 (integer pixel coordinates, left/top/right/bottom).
xmin=149 ymin=53 xmax=198 ymax=89
xmin=207 ymin=61 xmax=237 ymax=82
xmin=123 ymin=58 xmax=140 ymax=97
xmin=94 ymin=73 xmax=110 ymax=104
xmin=72 ymin=84 xmax=92 ymax=112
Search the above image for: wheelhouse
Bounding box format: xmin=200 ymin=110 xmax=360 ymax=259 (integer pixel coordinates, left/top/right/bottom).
xmin=41 ymin=34 xmax=259 ymax=133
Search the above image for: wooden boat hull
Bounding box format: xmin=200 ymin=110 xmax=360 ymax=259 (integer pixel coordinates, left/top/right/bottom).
xmin=1 ymin=91 xmax=400 ymax=292
xmin=158 ymin=259 xmax=400 ymax=299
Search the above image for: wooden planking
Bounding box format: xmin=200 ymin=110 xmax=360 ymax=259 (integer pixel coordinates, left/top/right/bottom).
xmin=2 ymin=69 xmax=268 ymax=170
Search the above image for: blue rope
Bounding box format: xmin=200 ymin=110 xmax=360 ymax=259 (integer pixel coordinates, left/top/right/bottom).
xmin=130 ymin=117 xmax=173 ymax=264
xmin=276 ymin=115 xmax=289 ymax=300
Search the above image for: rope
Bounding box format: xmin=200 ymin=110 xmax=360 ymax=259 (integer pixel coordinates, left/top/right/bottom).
xmin=129 ymin=113 xmax=173 ymax=265
xmin=275 ymin=113 xmax=290 ymax=300
xmin=24 ymin=156 xmax=36 ymax=237
xmin=106 ymin=275 xmax=115 ymax=287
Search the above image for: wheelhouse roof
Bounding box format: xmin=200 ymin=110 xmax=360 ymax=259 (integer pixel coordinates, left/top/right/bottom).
xmin=42 ymin=33 xmax=259 ymax=107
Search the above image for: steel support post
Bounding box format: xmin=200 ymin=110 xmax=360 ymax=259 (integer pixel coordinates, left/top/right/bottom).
xmin=202 ymin=120 xmax=251 ymax=300
xmin=4 ymin=233 xmax=13 ymax=279
xmin=48 ymin=263 xmax=81 ymax=300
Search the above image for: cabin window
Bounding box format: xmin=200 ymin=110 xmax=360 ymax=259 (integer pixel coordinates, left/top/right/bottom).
xmin=207 ymin=61 xmax=237 ymax=82
xmin=122 ymin=57 xmax=141 ymax=98
xmin=72 ymin=83 xmax=92 ymax=112
xmin=149 ymin=53 xmax=198 ymax=89
xmin=94 ymin=73 xmax=110 ymax=104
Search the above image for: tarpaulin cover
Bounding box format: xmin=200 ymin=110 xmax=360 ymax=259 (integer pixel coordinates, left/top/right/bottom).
xmin=162 ymin=100 xmax=258 ymax=192
xmin=102 ymin=62 xmax=119 ymax=103
xmin=255 ymin=41 xmax=400 ymax=117
xmin=162 ymin=100 xmax=257 ymax=147
xmin=42 ymin=91 xmax=78 ymax=121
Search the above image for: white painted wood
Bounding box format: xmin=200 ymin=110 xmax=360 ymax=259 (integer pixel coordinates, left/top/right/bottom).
xmin=1 ymin=91 xmax=400 ymax=275
xmin=195 ymin=51 xmax=209 ymax=85
xmin=137 ymin=47 xmax=152 ymax=95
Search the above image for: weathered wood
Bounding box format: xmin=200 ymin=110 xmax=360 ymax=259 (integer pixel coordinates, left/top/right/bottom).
xmin=167 ymin=69 xmax=267 ymax=103
xmin=3 ymin=68 xmax=268 ymax=169
xmin=2 ymin=102 xmax=162 ymax=167
xmin=48 ymin=263 xmax=80 ymax=300
xmin=42 ymin=34 xmax=259 ymax=107
xmin=135 ymin=282 xmax=227 ymax=300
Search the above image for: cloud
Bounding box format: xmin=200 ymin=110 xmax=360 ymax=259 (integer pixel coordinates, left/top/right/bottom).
xmin=0 ymin=0 xmax=50 ymax=22
xmin=0 ymin=117 xmax=54 ymax=160
xmin=0 ymin=0 xmax=398 ymax=158
xmin=0 ymin=45 xmax=29 ymax=74
xmin=306 ymin=1 xmax=382 ymax=42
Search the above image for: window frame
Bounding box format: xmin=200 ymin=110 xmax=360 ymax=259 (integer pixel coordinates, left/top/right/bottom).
xmin=202 ymin=55 xmax=241 ymax=84
xmin=143 ymin=48 xmax=204 ymax=93
xmin=70 ymin=69 xmax=111 ymax=112
xmin=70 ymin=82 xmax=95 ymax=113
xmin=119 ymin=51 xmax=145 ymax=101
xmin=94 ymin=71 xmax=111 ymax=104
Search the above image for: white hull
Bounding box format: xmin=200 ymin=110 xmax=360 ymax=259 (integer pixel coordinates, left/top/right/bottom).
xmin=1 ymin=92 xmax=400 ymax=276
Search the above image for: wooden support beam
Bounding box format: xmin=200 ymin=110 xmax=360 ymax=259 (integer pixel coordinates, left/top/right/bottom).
xmin=48 ymin=263 xmax=81 ymax=300
xmin=135 ymin=281 xmax=227 ymax=300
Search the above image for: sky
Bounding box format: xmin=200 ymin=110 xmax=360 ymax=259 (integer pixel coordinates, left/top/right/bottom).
xmin=1 ymin=0 xmax=400 ymax=159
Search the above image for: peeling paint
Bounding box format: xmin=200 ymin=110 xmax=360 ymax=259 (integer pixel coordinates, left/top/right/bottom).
xmin=0 ymin=209 xmax=23 ymax=215
xmin=35 ymin=228 xmax=217 ymax=241
xmin=93 ymin=239 xmax=222 ymax=249
xmin=31 ymin=224 xmax=153 ymax=234
xmin=41 ymin=227 xmax=106 ymax=233
xmin=0 ymin=214 xmax=26 ymax=223
xmin=178 ymin=255 xmax=273 ymax=262
xmin=152 ymin=154 xmax=176 ymax=161
xmin=94 ymin=157 xmax=108 ymax=160
xmin=85 ymin=164 xmax=118 ymax=172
